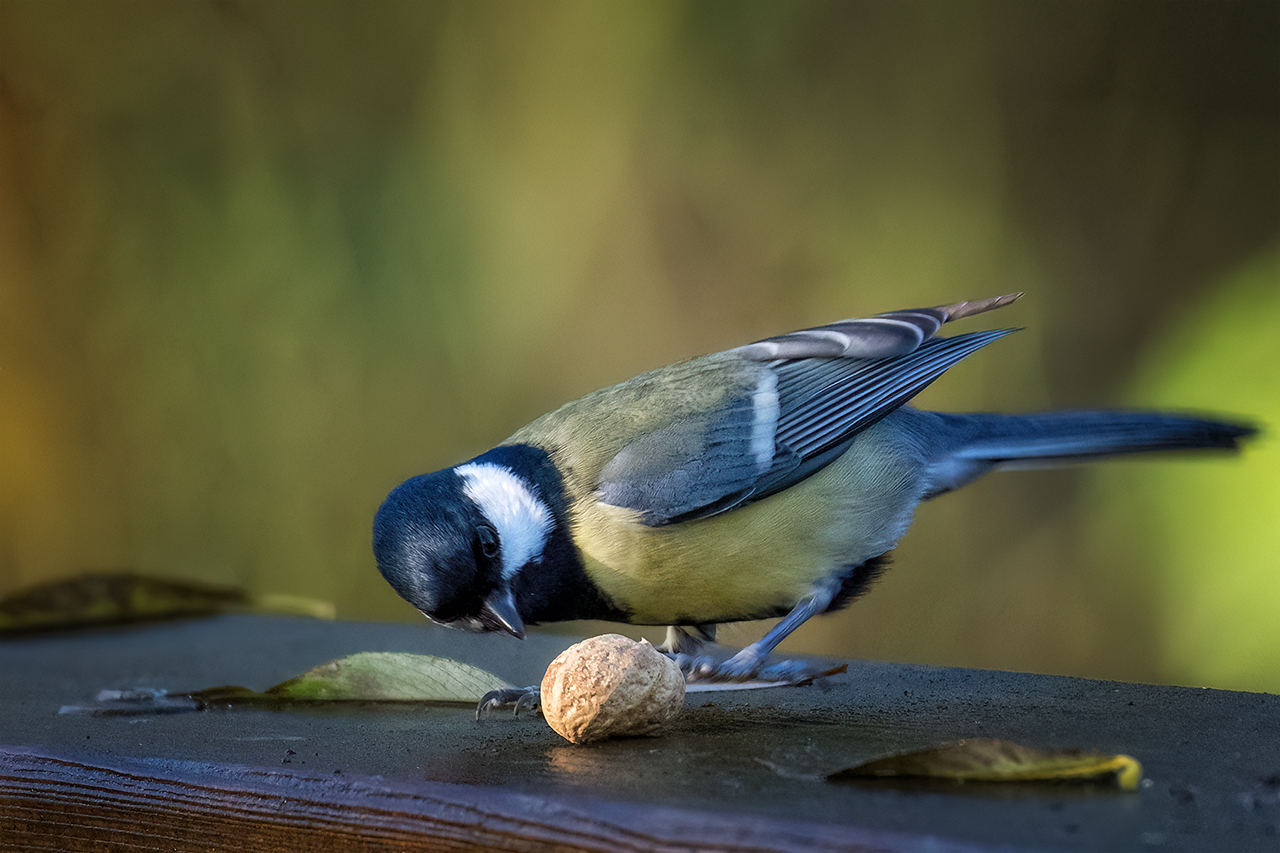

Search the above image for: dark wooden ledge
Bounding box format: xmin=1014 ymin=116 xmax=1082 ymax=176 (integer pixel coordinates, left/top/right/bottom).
xmin=2 ymin=615 xmax=1277 ymax=851
xmin=0 ymin=749 xmax=955 ymax=852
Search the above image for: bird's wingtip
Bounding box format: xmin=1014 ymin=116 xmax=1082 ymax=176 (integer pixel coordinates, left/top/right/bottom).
xmin=935 ymin=292 xmax=1023 ymax=323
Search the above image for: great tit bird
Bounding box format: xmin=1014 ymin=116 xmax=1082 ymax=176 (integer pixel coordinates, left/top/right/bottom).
xmin=373 ymin=294 xmax=1253 ymax=695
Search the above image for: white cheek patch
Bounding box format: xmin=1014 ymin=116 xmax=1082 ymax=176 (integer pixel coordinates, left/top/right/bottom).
xmin=750 ymin=370 xmax=780 ymax=472
xmin=455 ymin=462 xmax=552 ymax=580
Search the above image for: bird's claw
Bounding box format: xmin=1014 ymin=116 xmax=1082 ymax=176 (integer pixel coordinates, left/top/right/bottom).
xmin=668 ymin=653 xmax=718 ymax=678
xmin=476 ymin=685 xmax=541 ymax=720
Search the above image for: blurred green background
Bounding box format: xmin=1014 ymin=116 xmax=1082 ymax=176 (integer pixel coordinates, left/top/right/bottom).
xmin=1 ymin=0 xmax=1277 ymax=691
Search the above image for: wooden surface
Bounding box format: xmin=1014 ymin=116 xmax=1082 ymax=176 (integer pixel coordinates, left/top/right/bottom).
xmin=3 ymin=615 xmax=1279 ymax=852
xmin=0 ymin=749 xmax=942 ymax=852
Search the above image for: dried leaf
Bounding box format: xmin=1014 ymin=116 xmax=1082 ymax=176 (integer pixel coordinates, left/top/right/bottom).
xmin=827 ymin=738 xmax=1142 ymax=790
xmin=0 ymin=572 xmax=333 ymax=634
xmin=64 ymin=652 xmax=514 ymax=715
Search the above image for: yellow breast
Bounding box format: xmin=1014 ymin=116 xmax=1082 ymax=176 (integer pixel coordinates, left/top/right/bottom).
xmin=569 ymin=420 xmax=923 ymax=625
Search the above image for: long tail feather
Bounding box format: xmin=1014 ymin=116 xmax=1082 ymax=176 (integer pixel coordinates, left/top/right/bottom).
xmin=906 ymin=409 xmax=1256 ymax=498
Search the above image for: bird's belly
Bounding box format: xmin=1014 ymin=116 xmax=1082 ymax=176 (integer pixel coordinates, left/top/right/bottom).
xmin=572 ymin=423 xmax=923 ymax=625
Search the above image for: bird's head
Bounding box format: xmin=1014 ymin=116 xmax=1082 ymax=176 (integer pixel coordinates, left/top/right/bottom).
xmin=373 ymin=459 xmax=556 ymax=639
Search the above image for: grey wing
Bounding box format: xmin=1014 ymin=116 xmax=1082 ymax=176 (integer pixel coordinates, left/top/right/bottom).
xmin=598 ymin=295 xmax=1021 ymax=526
xmin=596 ymin=395 xmax=771 ymax=524
xmin=733 ymin=293 xmax=1021 ymax=360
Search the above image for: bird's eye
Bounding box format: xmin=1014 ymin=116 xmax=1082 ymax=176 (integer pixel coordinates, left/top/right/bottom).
xmin=476 ymin=524 xmax=500 ymax=561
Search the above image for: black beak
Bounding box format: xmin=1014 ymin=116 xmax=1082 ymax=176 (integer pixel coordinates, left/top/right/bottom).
xmin=479 ymin=587 xmax=525 ymax=639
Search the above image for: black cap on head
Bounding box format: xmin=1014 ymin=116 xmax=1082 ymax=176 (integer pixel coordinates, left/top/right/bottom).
xmin=373 ymin=470 xmax=498 ymax=624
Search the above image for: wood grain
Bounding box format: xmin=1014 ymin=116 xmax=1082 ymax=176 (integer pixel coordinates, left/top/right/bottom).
xmin=0 ymin=749 xmax=892 ymax=853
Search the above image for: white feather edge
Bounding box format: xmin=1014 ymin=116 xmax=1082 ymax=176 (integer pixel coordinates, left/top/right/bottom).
xmin=750 ymin=370 xmax=780 ymax=471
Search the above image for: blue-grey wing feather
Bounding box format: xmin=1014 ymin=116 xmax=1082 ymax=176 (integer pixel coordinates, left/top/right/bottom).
xmin=600 ymin=296 xmax=1021 ymax=526
xmin=733 ymin=294 xmax=1020 ymax=361
xmin=736 ymin=308 xmax=947 ymax=360
xmin=748 ymin=329 xmax=1015 ymax=503
xmin=597 ymin=400 xmax=762 ymax=524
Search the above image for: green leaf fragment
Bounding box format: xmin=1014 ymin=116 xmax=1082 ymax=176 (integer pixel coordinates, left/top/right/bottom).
xmin=264 ymin=652 xmax=512 ymax=703
xmin=827 ymin=738 xmax=1142 ymax=790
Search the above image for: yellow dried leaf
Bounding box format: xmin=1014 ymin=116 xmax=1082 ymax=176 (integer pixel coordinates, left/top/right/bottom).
xmin=827 ymin=738 xmax=1142 ymax=790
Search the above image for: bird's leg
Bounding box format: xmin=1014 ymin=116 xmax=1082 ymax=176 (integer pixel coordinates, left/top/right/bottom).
xmin=660 ymin=624 xmax=723 ymax=676
xmin=688 ymin=577 xmax=840 ymax=683
xmin=658 ymin=623 xmax=717 ymax=654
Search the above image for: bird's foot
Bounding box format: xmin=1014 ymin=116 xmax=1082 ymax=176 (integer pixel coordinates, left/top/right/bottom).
xmin=671 ymin=647 xmax=842 ymax=688
xmin=476 ymin=685 xmax=541 ymax=720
